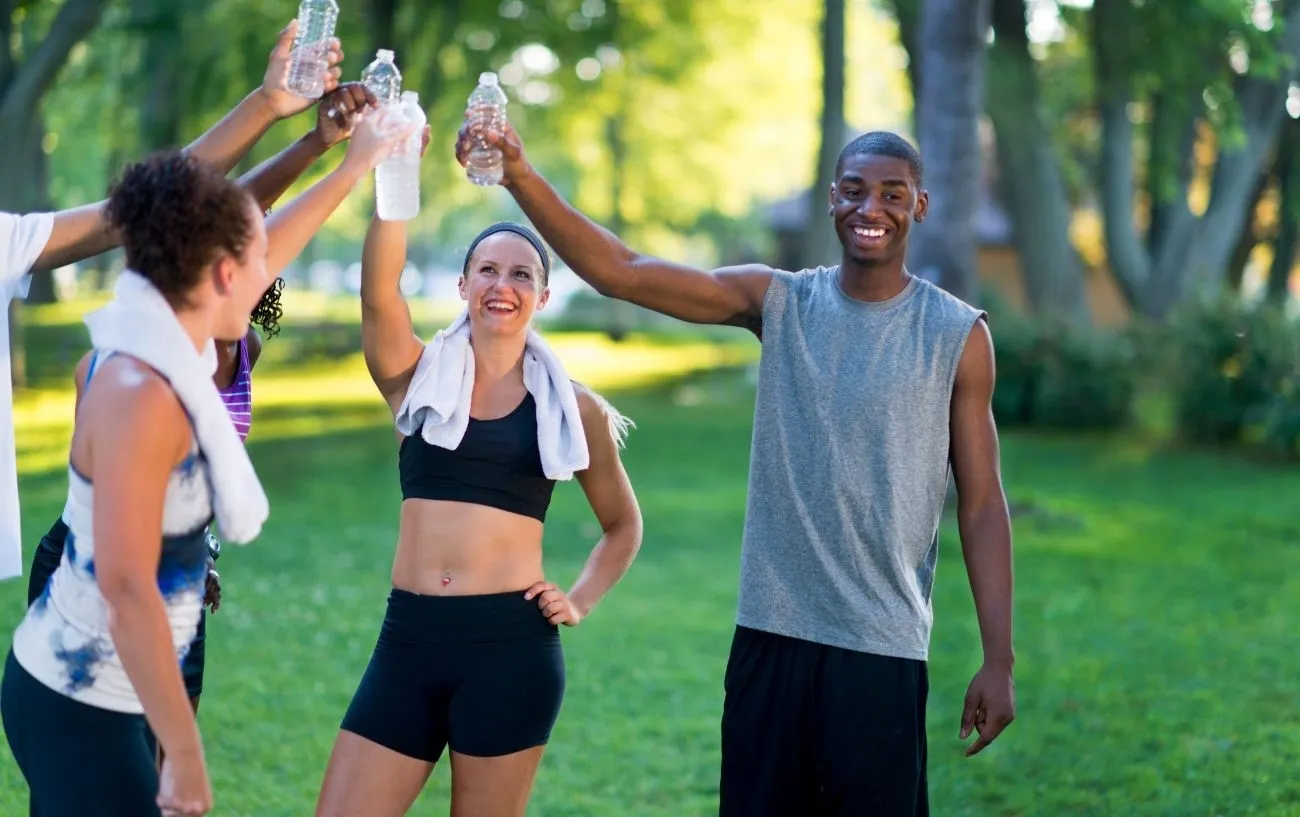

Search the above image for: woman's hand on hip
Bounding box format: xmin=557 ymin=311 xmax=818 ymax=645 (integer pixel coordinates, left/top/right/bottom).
xmin=524 ymin=581 xmax=583 ymax=627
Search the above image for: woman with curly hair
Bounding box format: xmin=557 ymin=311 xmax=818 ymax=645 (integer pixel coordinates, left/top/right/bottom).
xmin=1 ymin=101 xmax=411 ymax=817
xmin=20 ymin=74 xmax=380 ymax=768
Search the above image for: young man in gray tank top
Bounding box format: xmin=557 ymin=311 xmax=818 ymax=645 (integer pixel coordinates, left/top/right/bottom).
xmin=457 ymin=124 xmax=1016 ymax=815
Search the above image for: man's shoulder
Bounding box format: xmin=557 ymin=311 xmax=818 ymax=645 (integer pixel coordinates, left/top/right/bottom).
xmin=913 ymin=276 xmax=987 ymax=326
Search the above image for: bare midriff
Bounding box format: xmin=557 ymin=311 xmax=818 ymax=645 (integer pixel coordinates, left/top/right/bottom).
xmin=391 ymin=498 xmax=545 ymax=596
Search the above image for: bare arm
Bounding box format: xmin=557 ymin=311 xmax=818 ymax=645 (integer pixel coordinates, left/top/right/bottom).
xmin=564 ymin=388 xmax=644 ymax=618
xmin=238 ymin=83 xmax=378 ymax=212
xmin=238 ymin=130 xmax=331 ymax=213
xmin=359 ymin=215 xmax=425 ymax=414
xmin=32 ymin=93 xmax=278 ymax=273
xmin=263 ymin=110 xmax=411 ymax=277
xmin=950 ymin=318 xmax=1017 ymax=755
xmin=456 ymin=123 xmax=773 ymax=329
xmin=90 ymin=369 xmax=206 ymax=765
xmin=32 ymin=22 xmax=344 ymax=273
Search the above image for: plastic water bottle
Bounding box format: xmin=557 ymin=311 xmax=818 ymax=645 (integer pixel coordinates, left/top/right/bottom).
xmin=361 ymin=49 xmax=402 ymax=107
xmin=285 ymin=0 xmax=339 ymax=99
xmin=376 ymin=92 xmax=427 ymax=222
xmin=464 ymin=72 xmax=509 ymax=186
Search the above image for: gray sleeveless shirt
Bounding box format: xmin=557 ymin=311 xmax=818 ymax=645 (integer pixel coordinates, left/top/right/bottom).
xmin=736 ymin=266 xmax=986 ymax=661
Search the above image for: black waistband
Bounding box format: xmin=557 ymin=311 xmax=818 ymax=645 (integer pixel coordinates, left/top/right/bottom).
xmin=380 ymin=587 xmax=557 ymax=644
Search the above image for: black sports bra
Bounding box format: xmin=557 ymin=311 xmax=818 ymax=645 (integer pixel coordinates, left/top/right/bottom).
xmin=398 ymin=393 xmax=556 ymax=522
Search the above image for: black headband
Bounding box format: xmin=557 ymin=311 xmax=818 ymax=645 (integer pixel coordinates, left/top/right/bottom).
xmin=461 ymin=221 xmax=551 ymax=278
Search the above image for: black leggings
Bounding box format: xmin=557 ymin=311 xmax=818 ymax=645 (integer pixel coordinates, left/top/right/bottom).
xmin=2 ymin=651 xmax=161 ymax=817
xmin=341 ymin=588 xmax=566 ymax=763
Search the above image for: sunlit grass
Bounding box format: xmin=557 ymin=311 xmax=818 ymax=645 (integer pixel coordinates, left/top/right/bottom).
xmin=12 ymin=332 xmax=758 ymax=473
xmin=3 ymin=366 xmax=1298 ymax=816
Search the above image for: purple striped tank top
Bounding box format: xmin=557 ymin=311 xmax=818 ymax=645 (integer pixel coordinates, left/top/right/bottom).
xmin=218 ymin=338 xmax=253 ymax=442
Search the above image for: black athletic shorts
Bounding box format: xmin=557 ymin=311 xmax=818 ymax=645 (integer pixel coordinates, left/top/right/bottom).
xmin=27 ymin=516 xmax=209 ymax=699
xmin=341 ymin=588 xmax=566 ymax=763
xmin=2 ymin=650 xmax=162 ymax=817
xmin=719 ymin=625 xmax=930 ymax=817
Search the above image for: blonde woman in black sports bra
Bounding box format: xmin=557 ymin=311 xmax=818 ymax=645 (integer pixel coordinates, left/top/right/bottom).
xmin=313 ymin=135 xmax=644 ymax=817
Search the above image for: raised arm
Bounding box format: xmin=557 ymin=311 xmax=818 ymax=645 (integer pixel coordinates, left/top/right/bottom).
xmin=359 ymin=215 xmax=425 ymax=414
xmin=949 ymin=318 xmax=1016 ymax=757
xmin=89 ymin=371 xmax=209 ymax=800
xmin=455 ymin=123 xmax=773 ymax=330
xmin=32 ymin=21 xmax=345 ymax=274
xmin=262 ymin=110 xmax=412 ymax=277
xmin=238 ymin=83 xmax=377 ymax=212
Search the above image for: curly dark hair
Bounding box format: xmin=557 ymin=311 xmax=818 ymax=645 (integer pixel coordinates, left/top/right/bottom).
xmin=105 ymin=150 xmax=254 ymax=305
xmin=250 ymin=277 xmax=285 ymax=338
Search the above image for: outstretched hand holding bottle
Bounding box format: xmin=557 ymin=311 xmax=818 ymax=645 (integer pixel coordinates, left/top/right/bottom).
xmin=340 ymin=107 xmax=419 ymax=177
xmin=454 ymin=72 xmax=532 ymax=187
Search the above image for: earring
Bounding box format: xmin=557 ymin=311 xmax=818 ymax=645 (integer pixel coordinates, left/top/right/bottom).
xmin=827 ymin=208 xmax=833 ymax=216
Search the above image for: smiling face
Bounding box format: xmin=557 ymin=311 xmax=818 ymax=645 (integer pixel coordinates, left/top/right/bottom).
xmin=830 ymin=153 xmax=928 ymax=267
xmin=458 ymin=232 xmax=550 ymax=336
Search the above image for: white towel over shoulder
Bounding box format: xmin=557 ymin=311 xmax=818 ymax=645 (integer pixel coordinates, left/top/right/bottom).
xmin=82 ymin=270 xmax=269 ymax=544
xmin=394 ymin=310 xmax=590 ymax=480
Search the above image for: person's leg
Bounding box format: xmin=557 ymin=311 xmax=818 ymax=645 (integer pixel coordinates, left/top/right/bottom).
xmin=2 ymin=651 xmax=161 ymax=817
xmin=315 ymin=598 xmax=446 ymax=817
xmin=718 ymin=626 xmax=819 ymax=817
xmin=448 ymin=747 xmax=547 ymax=817
xmin=816 ymin=648 xmax=930 ymax=817
xmin=315 ymin=731 xmax=435 ymax=817
xmin=444 ymin=627 xmax=565 ymax=817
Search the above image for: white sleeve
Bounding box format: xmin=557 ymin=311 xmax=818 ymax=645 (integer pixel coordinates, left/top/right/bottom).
xmin=0 ymin=211 xmax=56 ymax=300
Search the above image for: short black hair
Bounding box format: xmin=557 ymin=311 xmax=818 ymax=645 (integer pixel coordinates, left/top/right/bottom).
xmin=835 ymin=131 xmax=924 ymax=185
xmin=105 ymin=150 xmax=254 ymax=306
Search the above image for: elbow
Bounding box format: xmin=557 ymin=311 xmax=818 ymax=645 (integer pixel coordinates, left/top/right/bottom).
xmin=98 ymin=571 xmax=159 ymax=625
xmin=608 ymin=509 xmax=645 ymax=559
xmin=585 ymin=249 xmax=643 ymax=300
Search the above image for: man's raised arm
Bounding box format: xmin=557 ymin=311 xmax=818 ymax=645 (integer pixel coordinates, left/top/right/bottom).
xmin=456 ymin=121 xmax=772 ymax=329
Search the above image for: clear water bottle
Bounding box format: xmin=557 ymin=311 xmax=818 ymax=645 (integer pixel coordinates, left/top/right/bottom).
xmin=285 ymin=0 xmax=340 ymax=99
xmin=361 ymin=49 xmax=402 ymax=107
xmin=464 ymin=72 xmax=509 ymax=186
xmin=376 ymin=92 xmax=427 ymax=222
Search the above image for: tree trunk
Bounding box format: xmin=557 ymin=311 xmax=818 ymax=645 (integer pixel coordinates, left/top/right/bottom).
xmin=1225 ymin=169 xmax=1271 ymax=294
xmin=133 ymin=0 xmax=182 ymax=151
xmin=1267 ymin=119 xmax=1300 ymax=304
xmin=1147 ymin=2 xmax=1300 ymax=312
xmin=907 ymin=0 xmax=991 ymax=304
xmin=887 ymin=0 xmax=921 ymax=133
xmin=2 ymin=0 xmax=112 ymax=382
xmin=803 ymin=0 xmax=846 ymax=270
xmin=985 ymin=0 xmax=1088 ymax=323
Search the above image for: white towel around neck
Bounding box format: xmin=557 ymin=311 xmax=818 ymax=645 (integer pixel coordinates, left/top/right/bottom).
xmin=394 ymin=309 xmax=590 ymax=480
xmin=81 ymin=270 xmax=269 ymax=543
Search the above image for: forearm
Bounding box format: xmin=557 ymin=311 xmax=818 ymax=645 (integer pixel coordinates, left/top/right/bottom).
xmin=183 ymin=90 xmax=279 ymax=175
xmin=567 ymin=519 xmax=642 ymax=618
xmin=33 ymin=203 xmax=116 ymax=273
xmin=264 ymin=160 xmax=368 ymax=274
xmin=238 ymin=130 xmax=331 ymax=212
xmin=33 ymin=92 xmax=281 ymax=273
xmin=506 ymin=169 xmax=637 ymax=297
xmin=958 ymin=498 xmax=1015 ymax=667
xmin=105 ymin=586 xmax=204 ymax=758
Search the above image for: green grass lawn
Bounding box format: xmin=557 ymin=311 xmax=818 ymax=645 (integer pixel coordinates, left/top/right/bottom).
xmin=1 ymin=351 xmax=1298 ymax=814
